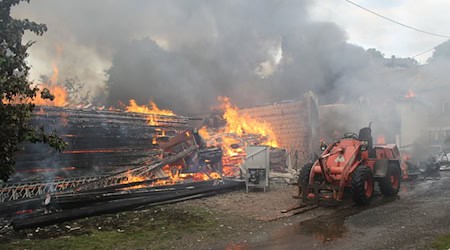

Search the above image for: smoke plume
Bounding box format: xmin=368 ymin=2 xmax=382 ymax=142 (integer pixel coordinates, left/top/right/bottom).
xmin=12 ymin=1 xmax=450 ymax=147
xmin=11 ymin=0 xmax=389 ymax=112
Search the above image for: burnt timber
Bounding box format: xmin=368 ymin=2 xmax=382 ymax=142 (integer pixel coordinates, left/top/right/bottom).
xmin=12 ymin=106 xmax=191 ymax=181
xmin=12 ymin=180 xmax=244 ymax=230
xmin=0 ymin=106 xmax=242 ymax=229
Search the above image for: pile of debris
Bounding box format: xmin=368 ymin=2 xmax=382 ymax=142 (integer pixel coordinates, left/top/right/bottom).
xmin=199 ymin=126 xmax=295 ymax=182
xmin=196 ymin=97 xmax=299 ymax=182
xmin=0 ymin=128 xmax=243 ymax=229
xmin=0 ymin=107 xmax=246 ymax=229
xmin=1 ymin=98 xmax=297 ymax=229
xmin=13 ymin=106 xmax=192 ymax=180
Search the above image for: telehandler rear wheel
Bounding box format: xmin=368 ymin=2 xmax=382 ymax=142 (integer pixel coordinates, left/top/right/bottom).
xmin=379 ymin=163 xmax=401 ymax=196
xmin=352 ymin=166 xmax=374 ymax=205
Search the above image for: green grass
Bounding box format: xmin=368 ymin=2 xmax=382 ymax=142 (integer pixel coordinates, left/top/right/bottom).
xmin=432 ymin=233 xmax=450 ymax=250
xmin=0 ymin=206 xmax=219 ymax=250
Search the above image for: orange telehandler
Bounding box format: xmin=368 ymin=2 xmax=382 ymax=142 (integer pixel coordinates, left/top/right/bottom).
xmin=300 ymin=124 xmax=402 ymax=205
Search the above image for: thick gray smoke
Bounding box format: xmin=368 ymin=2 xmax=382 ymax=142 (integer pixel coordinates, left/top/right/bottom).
xmin=12 ymin=0 xmax=390 ymax=114
xmin=13 ymin=1 xmax=450 ymax=148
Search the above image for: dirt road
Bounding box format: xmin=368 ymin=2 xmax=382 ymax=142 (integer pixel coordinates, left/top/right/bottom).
xmin=246 ymin=172 xmax=450 ymax=249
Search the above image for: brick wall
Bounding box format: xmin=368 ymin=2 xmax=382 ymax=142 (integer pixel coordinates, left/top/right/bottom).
xmin=240 ymin=92 xmax=319 ymax=163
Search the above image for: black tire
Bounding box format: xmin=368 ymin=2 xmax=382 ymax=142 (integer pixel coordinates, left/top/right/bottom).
xmin=299 ymin=163 xmax=314 ymax=193
xmin=379 ymin=163 xmax=401 ymax=196
xmin=351 ymin=166 xmax=374 ymax=205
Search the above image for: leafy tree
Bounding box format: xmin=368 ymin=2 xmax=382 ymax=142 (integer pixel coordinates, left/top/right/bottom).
xmin=388 ymin=55 xmax=418 ymax=68
xmin=367 ymin=48 xmax=385 ymax=59
xmin=64 ymin=77 xmax=91 ymax=105
xmin=0 ymin=0 xmax=66 ymax=181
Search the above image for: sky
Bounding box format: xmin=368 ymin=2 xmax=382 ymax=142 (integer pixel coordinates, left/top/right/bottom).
xmin=309 ymin=0 xmax=450 ymax=64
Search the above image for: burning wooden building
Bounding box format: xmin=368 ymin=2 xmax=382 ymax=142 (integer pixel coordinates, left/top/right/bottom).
xmin=1 ymin=91 xmax=321 ymax=227
xmin=2 ymin=101 xmax=227 ymax=203
xmin=0 ymin=101 xmax=240 ymax=228
xmin=198 ymin=92 xmax=319 ymax=175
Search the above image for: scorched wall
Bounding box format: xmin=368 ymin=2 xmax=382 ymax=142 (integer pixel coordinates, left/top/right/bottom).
xmin=240 ymin=92 xmax=319 ymax=164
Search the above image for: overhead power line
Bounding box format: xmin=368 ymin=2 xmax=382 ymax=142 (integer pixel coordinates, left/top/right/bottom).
xmin=344 ymin=0 xmax=450 ymax=39
xmin=412 ymin=47 xmax=435 ymax=58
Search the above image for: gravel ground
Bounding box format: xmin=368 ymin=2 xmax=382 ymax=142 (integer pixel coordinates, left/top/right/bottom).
xmin=0 ymin=182 xmax=307 ymax=250
xmin=2 ymin=174 xmax=449 ymax=249
xmin=244 ymin=172 xmax=450 ymax=250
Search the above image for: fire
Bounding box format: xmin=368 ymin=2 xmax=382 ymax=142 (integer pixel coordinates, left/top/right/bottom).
xmin=405 ymin=89 xmax=416 ymax=99
xmin=152 ymin=165 xmax=220 ymax=186
xmin=32 ymin=84 xmax=67 ymax=107
xmin=198 ymin=97 xmax=278 ymax=177
xmin=33 ymin=46 xmax=67 ymax=107
xmin=199 ymin=126 xmax=210 ymax=140
xmin=120 ymin=165 xmax=221 ymax=190
xmin=125 ymin=99 xmax=175 ymax=116
xmin=221 ymin=136 xmax=241 ymax=156
xmin=222 ymin=166 xmax=238 ymax=176
xmin=3 ymin=63 xmax=67 ymax=107
xmin=209 ymin=172 xmax=221 ymax=179
xmin=219 ymin=96 xmax=278 ymax=147
xmin=148 ymin=116 xmax=157 ymax=126
xmin=376 ymin=135 xmax=385 ymax=144
xmin=125 ymin=99 xmax=176 ymax=126
xmin=125 ymin=171 xmax=146 ymax=183
xmin=121 ymin=170 xmax=147 ymax=189
xmin=198 ymin=130 xmax=247 ymax=177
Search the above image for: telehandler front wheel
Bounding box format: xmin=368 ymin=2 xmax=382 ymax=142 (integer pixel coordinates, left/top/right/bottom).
xmin=379 ymin=163 xmax=401 ymax=196
xmin=299 ymin=163 xmax=314 ymax=194
xmin=352 ymin=165 xmax=374 ymax=205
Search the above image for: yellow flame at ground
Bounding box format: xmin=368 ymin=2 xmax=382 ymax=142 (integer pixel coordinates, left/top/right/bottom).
xmin=121 ymin=165 xmax=221 ymax=190
xmin=121 ymin=170 xmax=147 ymax=189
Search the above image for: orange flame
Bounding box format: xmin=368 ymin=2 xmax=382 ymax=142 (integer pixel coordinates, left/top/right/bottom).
xmin=33 ymin=84 xmax=67 ymax=107
xmin=376 ymin=135 xmax=385 ymax=144
xmin=33 ymin=45 xmax=67 ymax=107
xmin=125 ymin=99 xmax=176 ymax=126
xmin=219 ymin=96 xmax=278 ymax=147
xmin=34 ymin=61 xmax=66 ymax=106
xmin=125 ymin=99 xmax=175 ymax=116
xmin=198 ymin=126 xmax=210 ymax=140
xmin=4 ymin=62 xmax=67 ymax=107
xmin=120 ymin=165 xmax=221 ymax=190
xmin=405 ymin=89 xmax=415 ymax=99
xmin=121 ymin=170 xmax=147 ymax=189
xmin=197 ymin=97 xmax=278 ymax=177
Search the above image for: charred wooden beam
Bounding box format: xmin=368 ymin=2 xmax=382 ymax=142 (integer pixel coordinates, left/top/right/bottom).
xmin=12 ymin=106 xmax=197 ymax=181
xmin=12 ymin=180 xmax=244 ymax=229
xmin=72 ymin=145 xmax=199 ymax=192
